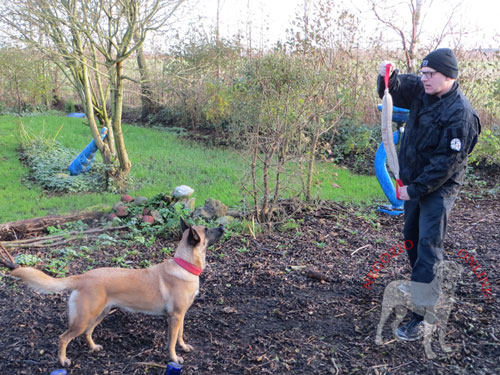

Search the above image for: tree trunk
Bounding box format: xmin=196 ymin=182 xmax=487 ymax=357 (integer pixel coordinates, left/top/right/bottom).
xmin=134 ymin=31 xmax=155 ymax=121
xmin=305 ymin=131 xmax=319 ymax=202
xmin=408 ymin=0 xmax=424 ymax=73
xmin=112 ymin=61 xmax=132 ymax=186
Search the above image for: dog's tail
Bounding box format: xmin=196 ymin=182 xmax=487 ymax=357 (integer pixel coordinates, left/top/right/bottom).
xmin=11 ymin=267 xmax=78 ymax=293
xmin=1 ymin=243 xmax=77 ymax=294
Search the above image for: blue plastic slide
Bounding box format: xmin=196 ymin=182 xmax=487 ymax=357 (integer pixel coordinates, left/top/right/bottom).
xmin=67 ymin=112 xmax=86 ymax=118
xmin=375 ymin=130 xmax=404 ymax=215
xmin=375 ymin=105 xmax=410 ymax=215
xmin=68 ymin=127 xmax=108 ymax=176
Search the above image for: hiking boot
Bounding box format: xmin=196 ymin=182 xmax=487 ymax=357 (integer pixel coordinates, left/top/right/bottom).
xmin=396 ymin=317 xmax=425 ymax=341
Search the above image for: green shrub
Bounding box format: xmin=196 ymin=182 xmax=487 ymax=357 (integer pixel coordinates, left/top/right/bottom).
xmin=469 ymin=126 xmax=500 ymax=170
xmin=147 ymin=106 xmax=186 ymax=128
xmin=15 ymin=253 xmax=43 ymax=266
xmin=203 ymin=80 xmax=232 ymax=125
xmin=121 ymin=193 xmax=202 ymax=240
xmin=64 ymin=99 xmax=76 ymax=113
xmin=19 ymin=124 xmax=110 ymax=193
xmin=329 ymin=121 xmax=382 ymax=175
xmin=21 ymin=103 xmax=49 ymax=114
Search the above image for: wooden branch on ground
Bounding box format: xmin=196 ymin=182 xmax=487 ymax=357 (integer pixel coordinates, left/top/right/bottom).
xmin=351 ymin=244 xmax=371 ymax=256
xmin=135 ymin=362 xmax=166 ymax=369
xmin=1 ymin=225 xmax=128 ymax=249
xmin=0 ymin=211 xmax=106 ymax=241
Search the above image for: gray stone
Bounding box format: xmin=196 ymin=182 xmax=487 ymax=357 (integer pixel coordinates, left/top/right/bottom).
xmin=204 ymin=198 xmax=227 ymax=218
xmin=227 ymin=209 xmax=242 ymax=218
xmin=215 ymin=216 xmax=234 ymax=227
xmin=182 ymin=198 xmax=196 ymax=211
xmin=134 ymin=196 xmax=148 ymax=205
xmin=151 ymin=210 xmax=164 ymax=223
xmin=172 ymin=185 xmax=194 ymax=199
xmin=192 ymin=207 xmax=212 ymax=220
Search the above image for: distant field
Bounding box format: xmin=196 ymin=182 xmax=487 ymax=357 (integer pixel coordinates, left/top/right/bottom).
xmin=0 ymin=114 xmax=385 ymax=223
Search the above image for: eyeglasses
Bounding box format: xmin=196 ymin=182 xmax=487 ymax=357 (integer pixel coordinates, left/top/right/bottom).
xmin=419 ymin=70 xmax=437 ymax=79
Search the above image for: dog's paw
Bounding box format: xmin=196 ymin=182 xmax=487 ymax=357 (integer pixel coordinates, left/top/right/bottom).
xmin=170 ymin=351 xmax=185 ymax=364
xmin=375 ymin=337 xmax=383 ymax=346
xmin=173 ymin=355 xmax=184 ymax=364
xmin=91 ymin=344 xmax=103 ymax=352
xmin=60 ymin=357 xmax=72 ymax=367
xmin=181 ymin=344 xmax=194 ymax=352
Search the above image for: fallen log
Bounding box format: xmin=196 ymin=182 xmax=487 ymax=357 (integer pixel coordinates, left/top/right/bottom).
xmin=0 ymin=211 xmax=105 ymax=241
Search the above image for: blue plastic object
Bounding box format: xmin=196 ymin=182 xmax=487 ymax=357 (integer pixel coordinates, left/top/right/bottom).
xmin=67 ymin=112 xmax=86 ymax=118
xmin=68 ymin=127 xmax=107 ymax=176
xmin=165 ymin=362 xmax=182 ymax=375
xmin=374 ymin=130 xmax=404 ymax=215
xmin=50 ymin=370 xmax=68 ymax=375
xmin=375 ymin=104 xmax=408 ymax=215
xmin=377 ymin=104 xmax=410 ymax=124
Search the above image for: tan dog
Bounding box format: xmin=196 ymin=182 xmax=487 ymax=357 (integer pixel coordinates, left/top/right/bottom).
xmin=0 ymin=218 xmax=224 ymax=366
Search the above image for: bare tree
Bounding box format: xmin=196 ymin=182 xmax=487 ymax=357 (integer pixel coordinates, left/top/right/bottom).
xmin=245 ymin=0 xmax=252 ymax=54
xmin=370 ymin=0 xmax=464 ymax=72
xmin=231 ymin=53 xmax=308 ymax=225
xmin=302 ymin=68 xmax=343 ymax=202
xmin=0 ymin=0 xmax=185 ymax=187
xmin=0 ymin=48 xmax=35 ymax=114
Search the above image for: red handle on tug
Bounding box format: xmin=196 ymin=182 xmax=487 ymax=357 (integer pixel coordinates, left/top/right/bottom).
xmin=385 ymin=63 xmax=391 ymax=89
xmin=395 ymin=179 xmax=404 ymax=200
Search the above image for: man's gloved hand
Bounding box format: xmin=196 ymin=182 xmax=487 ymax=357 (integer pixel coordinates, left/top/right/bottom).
xmin=379 ymin=61 xmax=395 ymax=77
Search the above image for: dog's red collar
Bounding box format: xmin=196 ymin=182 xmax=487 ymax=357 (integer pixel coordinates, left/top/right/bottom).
xmin=173 ymin=257 xmax=202 ymax=276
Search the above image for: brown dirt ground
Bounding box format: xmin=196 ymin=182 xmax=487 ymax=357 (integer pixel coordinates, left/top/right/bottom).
xmin=0 ymin=187 xmax=499 ymax=374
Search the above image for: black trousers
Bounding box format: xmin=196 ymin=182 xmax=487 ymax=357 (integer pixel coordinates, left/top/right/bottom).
xmin=403 ymin=188 xmax=457 ymax=314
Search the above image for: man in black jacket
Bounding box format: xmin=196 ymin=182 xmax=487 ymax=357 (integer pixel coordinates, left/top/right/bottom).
xmin=377 ymin=48 xmax=481 ymax=340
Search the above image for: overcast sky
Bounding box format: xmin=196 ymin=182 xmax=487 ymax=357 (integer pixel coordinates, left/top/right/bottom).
xmin=163 ymin=0 xmax=499 ymax=51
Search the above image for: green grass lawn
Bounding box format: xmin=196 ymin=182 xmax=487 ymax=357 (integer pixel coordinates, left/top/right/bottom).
xmin=0 ymin=114 xmax=386 ymax=223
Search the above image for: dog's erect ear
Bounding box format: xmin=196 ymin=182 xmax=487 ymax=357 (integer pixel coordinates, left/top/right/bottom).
xmin=180 ymin=217 xmax=189 ymax=233
xmin=187 ymin=226 xmax=201 ymax=246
